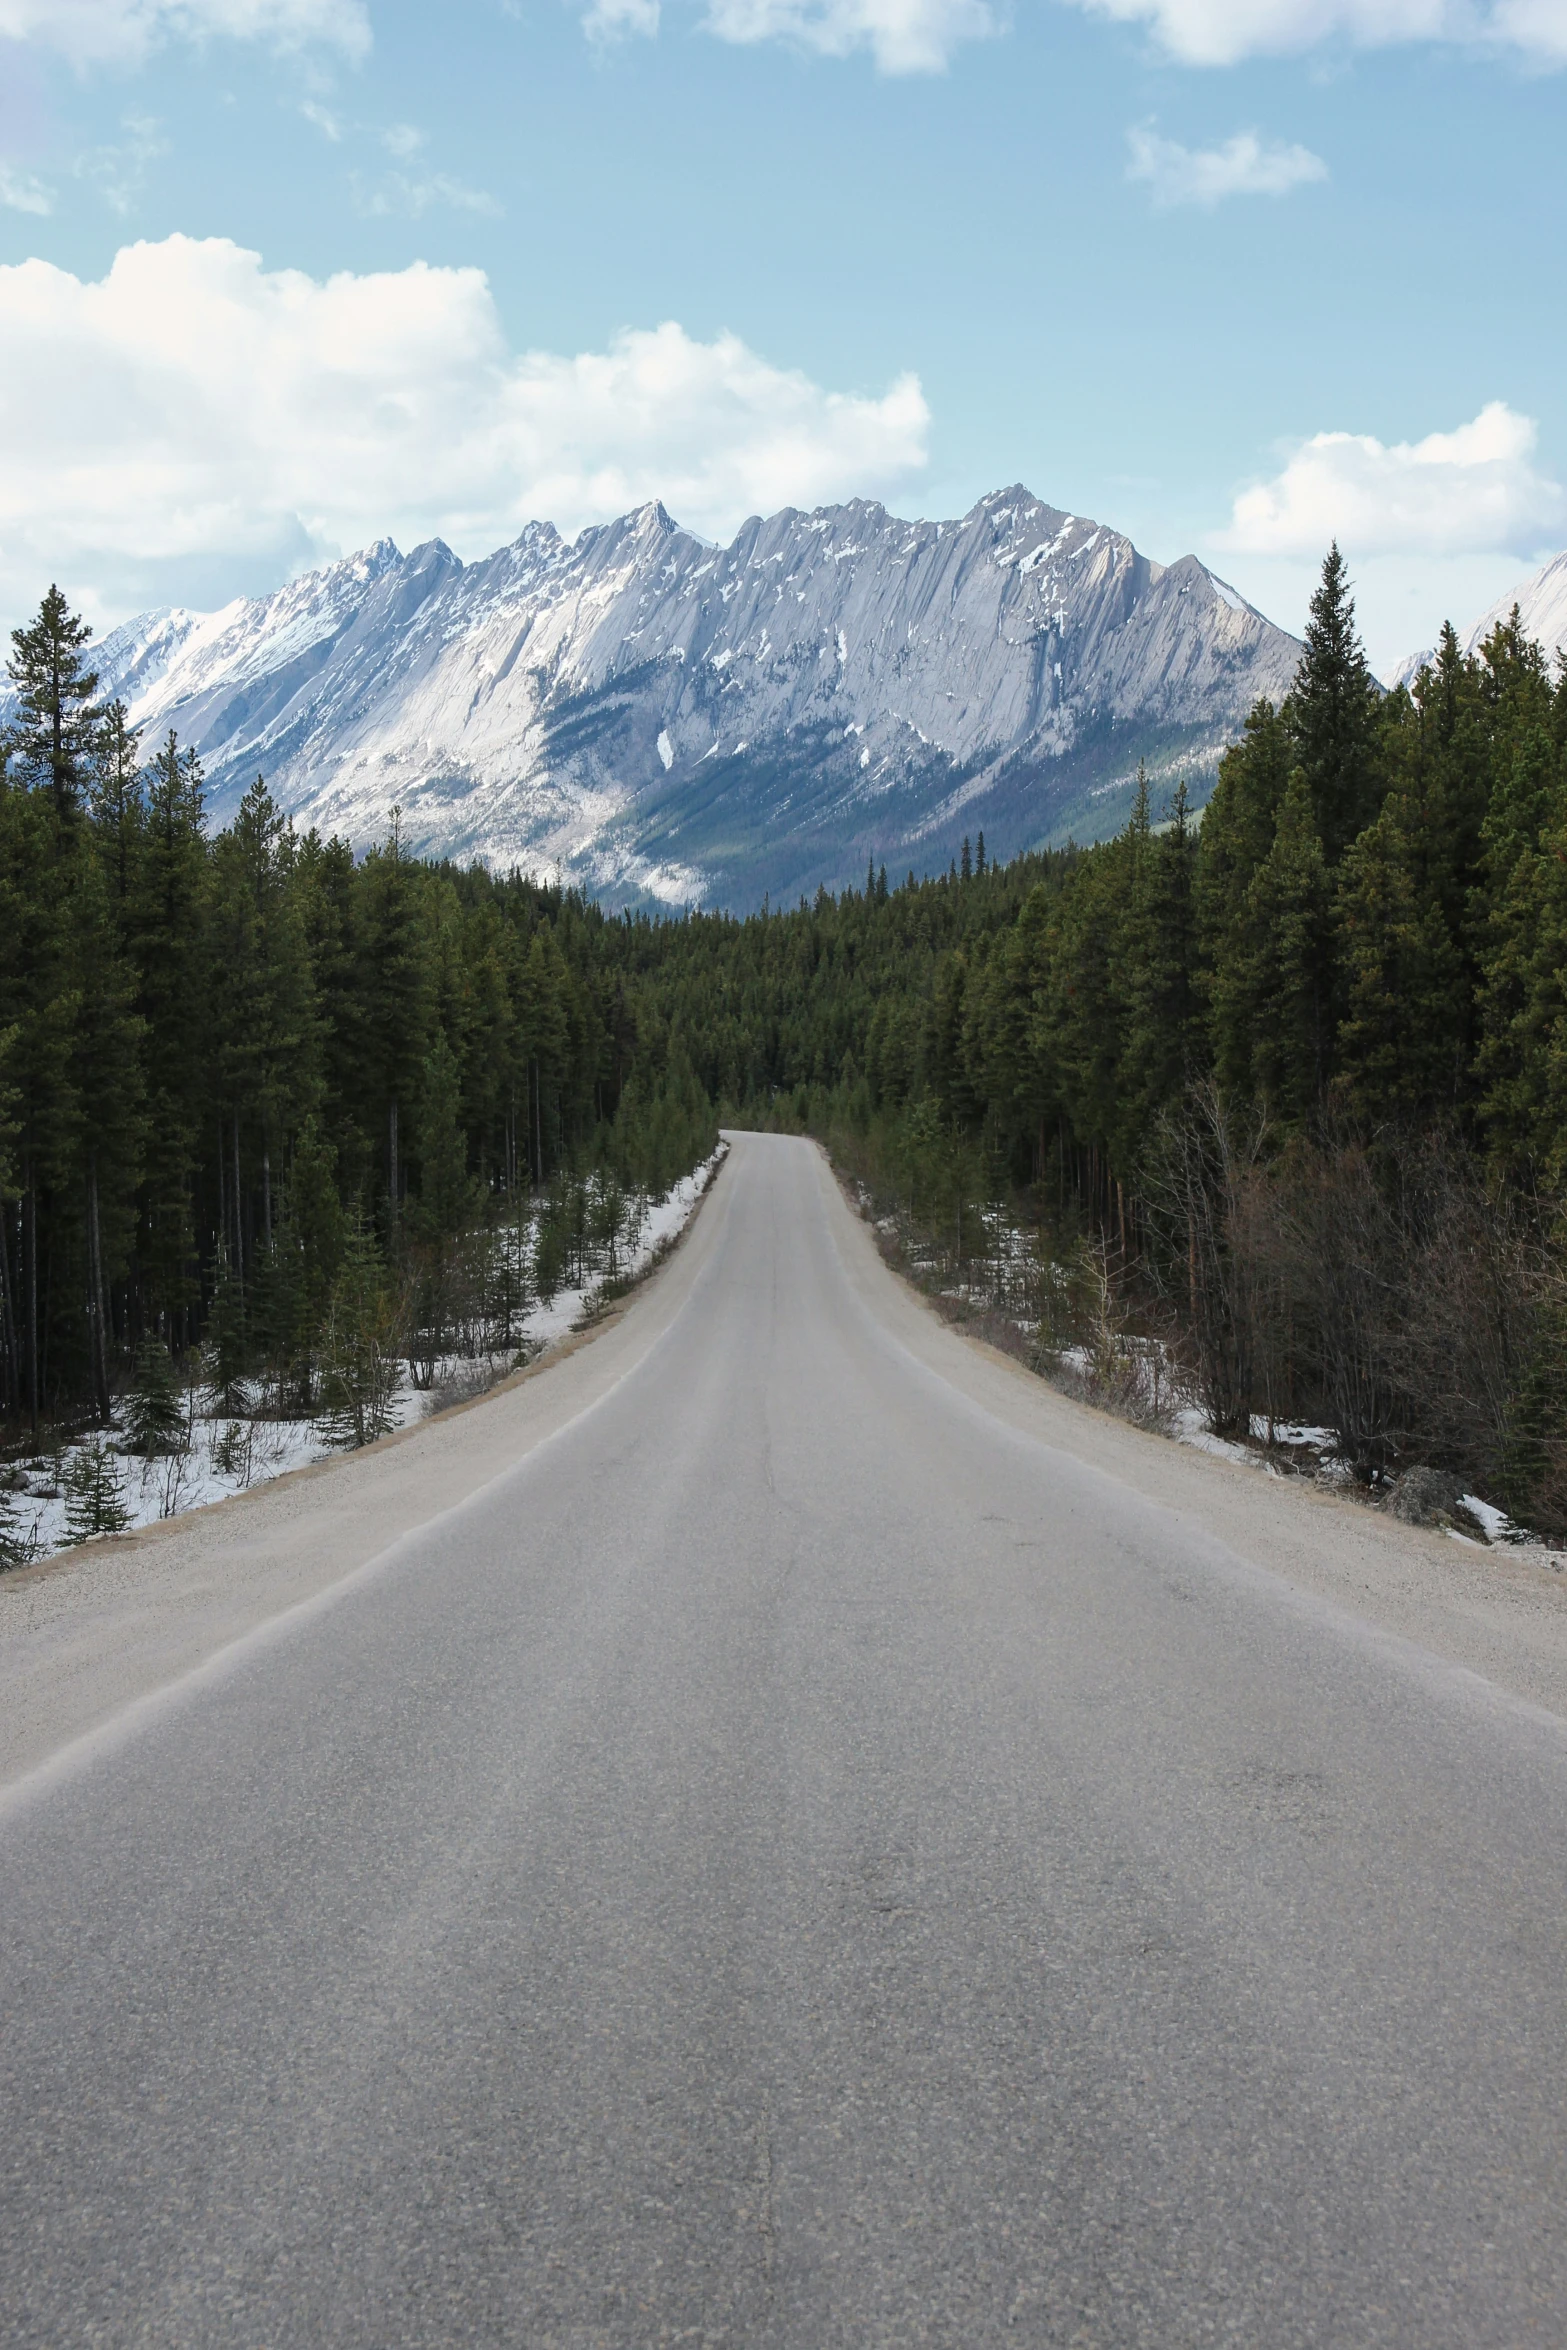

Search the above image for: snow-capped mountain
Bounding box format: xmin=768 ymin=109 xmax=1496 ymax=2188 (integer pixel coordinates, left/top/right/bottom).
xmin=31 ymin=488 xmax=1302 ymax=908
xmin=1389 ymin=550 xmax=1567 ymax=690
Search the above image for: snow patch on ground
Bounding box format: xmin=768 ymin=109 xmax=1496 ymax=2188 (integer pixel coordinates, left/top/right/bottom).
xmin=6 ymin=1150 xmax=724 ymax=1568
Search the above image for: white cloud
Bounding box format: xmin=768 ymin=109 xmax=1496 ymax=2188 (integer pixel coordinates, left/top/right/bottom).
xmin=581 ymin=0 xmax=1566 ymax=70
xmin=1126 ymin=124 xmax=1326 ymax=206
xmin=1070 ymin=0 xmax=1567 ymax=65
xmin=0 ymin=163 xmax=53 ymax=214
xmin=700 ymin=0 xmax=994 ymax=72
xmin=583 ymin=0 xmax=661 ymax=41
xmin=1219 ymin=402 xmax=1566 ymax=558
xmin=0 ymin=234 xmax=930 ymax=629
xmin=0 ymin=0 xmax=370 ymax=67
xmin=350 ymin=167 xmax=502 ymax=218
xmin=1493 ymin=0 xmax=1567 ymax=51
xmin=74 ymin=113 xmax=169 ymax=213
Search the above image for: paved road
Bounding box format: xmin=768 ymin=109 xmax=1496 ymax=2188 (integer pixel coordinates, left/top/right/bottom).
xmin=5 ymin=1133 xmax=1567 ymax=2347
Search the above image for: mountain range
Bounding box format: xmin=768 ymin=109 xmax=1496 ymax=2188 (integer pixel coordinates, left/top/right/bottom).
xmin=1390 ymin=549 xmax=1567 ymax=690
xmin=15 ymin=487 xmax=1304 ymax=910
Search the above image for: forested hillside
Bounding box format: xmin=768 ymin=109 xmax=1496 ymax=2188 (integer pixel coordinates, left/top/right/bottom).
xmin=606 ymin=551 xmax=1567 ymax=1527
xmin=0 ymin=589 xmax=714 ymax=1462
xmin=7 ymin=549 xmax=1567 ymax=1532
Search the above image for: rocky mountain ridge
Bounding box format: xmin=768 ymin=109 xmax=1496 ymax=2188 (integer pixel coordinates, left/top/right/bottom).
xmin=1389 ymin=549 xmax=1567 ymax=690
xmin=19 ymin=487 xmax=1303 ymax=908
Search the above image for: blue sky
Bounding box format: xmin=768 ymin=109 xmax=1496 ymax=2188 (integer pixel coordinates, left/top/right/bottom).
xmin=1 ymin=0 xmax=1563 ymax=670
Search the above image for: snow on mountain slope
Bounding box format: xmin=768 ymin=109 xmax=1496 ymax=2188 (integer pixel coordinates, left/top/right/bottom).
xmin=1388 ymin=549 xmax=1567 ymax=689
xmin=19 ymin=488 xmax=1302 ymax=909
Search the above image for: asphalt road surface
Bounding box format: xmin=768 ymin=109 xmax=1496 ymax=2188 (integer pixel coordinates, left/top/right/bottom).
xmin=5 ymin=1132 xmax=1567 ymax=2348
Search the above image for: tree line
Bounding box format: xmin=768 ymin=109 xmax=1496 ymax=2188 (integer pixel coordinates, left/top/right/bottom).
xmin=596 ymin=551 xmax=1567 ymax=1525
xmin=10 ymin=550 xmax=1567 ymax=1527
xmin=0 ymin=589 xmax=714 ymax=1446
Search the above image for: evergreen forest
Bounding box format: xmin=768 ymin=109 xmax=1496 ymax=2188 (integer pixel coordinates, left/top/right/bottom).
xmin=6 ymin=549 xmax=1567 ymax=1535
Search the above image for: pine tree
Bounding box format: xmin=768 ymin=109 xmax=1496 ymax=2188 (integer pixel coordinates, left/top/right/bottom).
xmin=0 ymin=1488 xmax=35 ymax=1572
xmin=1039 ymin=838 xmax=1130 ymax=1190
xmin=132 ymin=733 xmax=210 ymax=1331
xmin=1335 ymin=801 xmax=1463 ymax=1127
xmin=289 ymin=1116 xmax=347 ymax=1328
xmin=317 ymin=1213 xmax=400 ymax=1449
xmin=90 ymin=702 xmax=146 ymax=918
xmin=1472 ymin=656 xmax=1567 ymax=1166
xmin=1474 ymin=794 xmax=1567 ymax=1173
xmin=0 ymin=765 xmax=86 ymax=1429
xmin=1198 ymin=699 xmax=1294 ymax=1095
xmin=6 ymin=587 xmax=99 ymax=819
xmin=532 ymin=1196 xmax=567 ymax=1306
xmin=350 ymin=822 xmax=433 ymax=1234
xmin=1288 ymin=545 xmax=1381 ymax=864
xmin=124 ymin=1336 xmax=185 ymax=1456
xmin=208 ymin=1241 xmax=249 ymax=1416
xmin=412 ymin=1031 xmax=478 ymax=1246
xmin=1418 ymin=620 xmax=1491 ymax=944
xmin=63 ymin=1437 xmax=131 ymax=1542
xmin=1215 ymin=770 xmax=1333 ymax=1127
xmin=260 ymin=1116 xmax=346 ymax=1410
xmin=1117 ymin=779 xmax=1200 ymax=1157
xmin=69 ymin=847 xmax=146 ymax=1416
xmin=518 ymin=924 xmax=571 ymax=1183
xmin=206 ymin=776 xmax=320 ymax=1257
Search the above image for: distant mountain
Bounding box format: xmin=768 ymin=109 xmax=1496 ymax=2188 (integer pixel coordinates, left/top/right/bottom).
xmin=19 ymin=488 xmax=1302 ymax=910
xmin=1389 ymin=549 xmax=1567 ymax=689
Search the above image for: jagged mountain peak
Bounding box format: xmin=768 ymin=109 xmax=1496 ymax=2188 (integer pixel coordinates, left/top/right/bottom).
xmin=30 ymin=485 xmax=1301 ymax=910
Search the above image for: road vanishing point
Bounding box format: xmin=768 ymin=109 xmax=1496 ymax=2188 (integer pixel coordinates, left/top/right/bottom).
xmin=4 ymin=1132 xmax=1567 ymax=2347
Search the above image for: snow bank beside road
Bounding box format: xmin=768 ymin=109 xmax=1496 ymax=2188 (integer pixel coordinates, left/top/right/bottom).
xmin=4 ymin=1148 xmax=725 ymax=1567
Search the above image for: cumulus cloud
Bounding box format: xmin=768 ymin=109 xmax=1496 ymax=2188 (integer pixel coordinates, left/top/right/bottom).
xmin=1072 ymin=0 xmax=1567 ymax=65
xmin=700 ymin=0 xmax=994 ymax=72
xmin=1126 ymin=124 xmax=1326 ymax=206
xmin=1219 ymin=402 xmax=1565 ymax=559
xmin=0 ymin=234 xmax=930 ymax=628
xmin=0 ymin=0 xmax=370 ymax=67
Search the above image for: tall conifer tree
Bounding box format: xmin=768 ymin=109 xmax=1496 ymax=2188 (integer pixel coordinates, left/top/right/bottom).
xmin=1289 ymin=545 xmax=1381 ymax=864
xmin=7 ymin=588 xmax=99 ymax=820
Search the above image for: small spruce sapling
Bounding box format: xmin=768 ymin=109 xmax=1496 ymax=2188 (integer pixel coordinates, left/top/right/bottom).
xmin=0 ymin=1488 xmax=35 ymax=1572
xmin=125 ymin=1336 xmax=185 ymax=1456
xmin=63 ymin=1439 xmax=131 ymax=1543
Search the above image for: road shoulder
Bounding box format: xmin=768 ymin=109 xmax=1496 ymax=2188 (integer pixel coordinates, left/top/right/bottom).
xmin=0 ymin=1159 xmax=732 ymax=1795
xmin=813 ymin=1142 xmax=1567 ymax=1724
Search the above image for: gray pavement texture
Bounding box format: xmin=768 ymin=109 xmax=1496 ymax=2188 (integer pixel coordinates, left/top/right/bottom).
xmin=4 ymin=1132 xmax=1567 ymax=2348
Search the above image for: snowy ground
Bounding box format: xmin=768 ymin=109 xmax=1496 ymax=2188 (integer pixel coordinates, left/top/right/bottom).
xmin=4 ymin=1149 xmax=725 ymax=1567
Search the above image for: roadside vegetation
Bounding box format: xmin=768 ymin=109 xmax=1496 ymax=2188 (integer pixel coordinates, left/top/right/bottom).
xmin=622 ymin=551 xmax=1567 ymax=1540
xmin=0 ymin=590 xmax=717 ymax=1557
xmin=6 ymin=544 xmax=1567 ymax=1553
